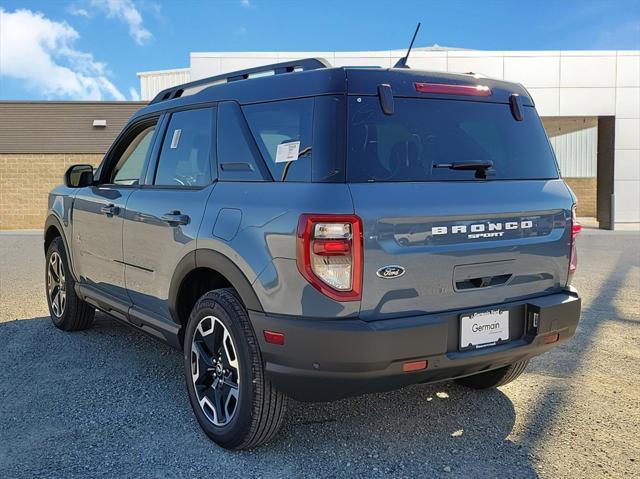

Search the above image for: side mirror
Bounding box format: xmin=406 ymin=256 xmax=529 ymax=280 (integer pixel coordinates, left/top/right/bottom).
xmin=65 ymin=164 xmax=94 ymax=188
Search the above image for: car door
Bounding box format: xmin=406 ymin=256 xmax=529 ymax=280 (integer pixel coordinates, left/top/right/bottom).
xmin=72 ymin=118 xmax=159 ymax=303
xmin=123 ymin=107 xmax=216 ymax=323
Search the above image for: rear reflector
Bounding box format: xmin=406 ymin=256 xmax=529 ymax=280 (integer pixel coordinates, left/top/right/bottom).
xmin=543 ymin=333 xmax=560 ymax=344
xmin=402 ymin=360 xmax=428 ymax=372
xmin=263 ymin=330 xmax=285 ymax=345
xmin=415 ymin=82 xmax=492 ymax=97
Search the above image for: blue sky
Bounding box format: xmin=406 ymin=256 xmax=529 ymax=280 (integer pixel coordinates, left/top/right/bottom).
xmin=1 ymin=0 xmax=639 ymax=101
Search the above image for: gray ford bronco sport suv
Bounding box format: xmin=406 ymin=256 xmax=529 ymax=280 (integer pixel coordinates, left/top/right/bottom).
xmin=45 ymin=58 xmax=581 ymax=449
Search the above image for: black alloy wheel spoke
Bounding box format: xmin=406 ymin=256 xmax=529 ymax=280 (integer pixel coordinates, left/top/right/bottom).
xmin=200 ymin=319 xmax=221 ymax=355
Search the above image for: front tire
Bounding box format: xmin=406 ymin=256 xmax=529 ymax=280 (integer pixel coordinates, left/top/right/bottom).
xmin=455 ymin=360 xmax=529 ymax=389
xmin=184 ymin=288 xmax=287 ymax=449
xmin=46 ymin=237 xmax=94 ymax=331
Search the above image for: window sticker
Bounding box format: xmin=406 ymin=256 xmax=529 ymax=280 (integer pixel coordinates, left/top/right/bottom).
xmin=275 ymin=141 xmax=300 ymax=163
xmin=170 ymin=129 xmax=182 ymax=149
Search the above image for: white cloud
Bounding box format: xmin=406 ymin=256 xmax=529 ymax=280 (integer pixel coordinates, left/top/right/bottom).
xmin=90 ymin=0 xmax=151 ymax=45
xmin=0 ymin=8 xmax=125 ymax=100
xmin=129 ymin=86 xmax=141 ymax=101
xmin=68 ymin=6 xmax=91 ymax=17
xmin=240 ymin=0 xmax=252 ymax=8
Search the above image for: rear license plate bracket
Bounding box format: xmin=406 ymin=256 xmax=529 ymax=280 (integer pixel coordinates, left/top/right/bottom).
xmin=459 ymin=309 xmax=510 ymax=351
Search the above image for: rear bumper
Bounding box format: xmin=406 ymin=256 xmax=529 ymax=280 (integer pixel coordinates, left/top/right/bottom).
xmin=249 ymin=289 xmax=581 ymax=402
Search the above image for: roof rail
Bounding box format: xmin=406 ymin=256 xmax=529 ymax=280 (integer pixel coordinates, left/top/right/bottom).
xmin=149 ymin=57 xmax=331 ymax=105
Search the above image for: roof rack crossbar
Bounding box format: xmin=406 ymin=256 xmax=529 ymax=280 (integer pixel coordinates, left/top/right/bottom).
xmin=149 ymin=57 xmax=331 ymax=105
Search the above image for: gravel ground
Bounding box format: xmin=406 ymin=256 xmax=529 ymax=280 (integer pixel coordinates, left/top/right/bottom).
xmin=0 ymin=230 xmax=638 ymax=479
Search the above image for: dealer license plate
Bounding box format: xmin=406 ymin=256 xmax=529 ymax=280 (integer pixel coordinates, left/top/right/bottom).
xmin=460 ymin=309 xmax=509 ymax=351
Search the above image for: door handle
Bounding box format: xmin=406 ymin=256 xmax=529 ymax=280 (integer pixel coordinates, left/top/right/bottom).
xmin=100 ymin=204 xmax=119 ymax=216
xmin=161 ymin=210 xmax=190 ymax=226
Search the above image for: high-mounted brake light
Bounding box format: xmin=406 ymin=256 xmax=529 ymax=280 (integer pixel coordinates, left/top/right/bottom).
xmin=414 ymin=82 xmax=492 ymax=97
xmin=568 ymin=204 xmax=581 ymax=282
xmin=296 ymin=214 xmax=363 ymax=301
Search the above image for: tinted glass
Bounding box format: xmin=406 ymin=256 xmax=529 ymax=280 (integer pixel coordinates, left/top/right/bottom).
xmin=312 ymin=95 xmax=346 ymax=182
xmin=155 ymin=108 xmax=213 ymax=186
xmin=348 ymin=97 xmax=559 ymax=182
xmin=112 ymin=126 xmax=155 ymax=185
xmin=218 ymin=101 xmax=269 ymax=182
xmin=242 ymin=98 xmax=313 ymax=181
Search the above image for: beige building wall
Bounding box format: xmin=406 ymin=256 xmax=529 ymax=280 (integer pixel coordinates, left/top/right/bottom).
xmin=0 ymin=154 xmax=103 ymax=230
xmin=564 ymin=178 xmax=597 ymax=218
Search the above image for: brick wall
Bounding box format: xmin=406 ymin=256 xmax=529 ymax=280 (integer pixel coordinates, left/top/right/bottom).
xmin=564 ymin=177 xmax=597 ymax=218
xmin=0 ymin=154 xmax=103 ymax=230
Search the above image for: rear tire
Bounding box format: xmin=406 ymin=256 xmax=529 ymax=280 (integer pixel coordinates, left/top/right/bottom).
xmin=46 ymin=236 xmax=94 ymax=331
xmin=183 ymin=288 xmax=287 ymax=449
xmin=455 ymin=360 xmax=529 ymax=389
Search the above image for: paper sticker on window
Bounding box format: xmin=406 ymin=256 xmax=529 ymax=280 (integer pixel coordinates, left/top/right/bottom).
xmin=275 ymin=141 xmax=300 ymax=163
xmin=170 ymin=129 xmax=182 ymax=149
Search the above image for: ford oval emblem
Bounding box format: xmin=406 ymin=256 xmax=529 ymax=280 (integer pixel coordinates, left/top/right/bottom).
xmin=376 ymin=265 xmax=405 ymax=279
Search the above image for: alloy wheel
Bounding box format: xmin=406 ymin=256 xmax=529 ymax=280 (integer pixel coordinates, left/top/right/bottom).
xmin=47 ymin=252 xmax=66 ymax=317
xmin=191 ymin=315 xmax=240 ymax=426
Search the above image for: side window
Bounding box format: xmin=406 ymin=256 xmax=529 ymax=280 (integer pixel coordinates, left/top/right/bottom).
xmin=242 ymin=98 xmax=313 ymax=182
xmin=111 ymin=126 xmax=156 ymax=185
xmin=218 ymin=101 xmax=270 ymax=182
xmin=154 ymin=108 xmax=214 ymax=187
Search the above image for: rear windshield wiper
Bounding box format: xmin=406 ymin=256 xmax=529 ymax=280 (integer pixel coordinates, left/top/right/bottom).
xmin=433 ymin=160 xmax=494 ymax=179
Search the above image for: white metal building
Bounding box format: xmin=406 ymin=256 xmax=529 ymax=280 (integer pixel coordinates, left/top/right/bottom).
xmin=138 ymin=48 xmax=640 ymax=229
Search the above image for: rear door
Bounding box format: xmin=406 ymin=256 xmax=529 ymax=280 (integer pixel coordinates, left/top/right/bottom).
xmin=347 ymin=96 xmax=575 ymax=320
xmin=72 ymin=119 xmax=158 ymax=303
xmin=123 ymin=107 xmax=216 ymax=322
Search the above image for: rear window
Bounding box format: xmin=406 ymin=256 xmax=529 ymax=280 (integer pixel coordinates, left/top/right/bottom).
xmin=347 ymin=97 xmax=559 ymax=182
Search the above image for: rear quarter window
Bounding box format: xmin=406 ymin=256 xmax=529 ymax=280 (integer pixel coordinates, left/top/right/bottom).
xmin=242 ymin=96 xmax=346 ymax=183
xmin=242 ymin=98 xmax=313 ymax=182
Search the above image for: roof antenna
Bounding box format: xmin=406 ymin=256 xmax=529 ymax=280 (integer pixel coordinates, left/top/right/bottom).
xmin=393 ymin=22 xmax=421 ymax=69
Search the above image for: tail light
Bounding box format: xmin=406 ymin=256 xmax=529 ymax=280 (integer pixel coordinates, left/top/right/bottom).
xmin=568 ymin=204 xmax=581 ymax=282
xmin=296 ymin=214 xmax=363 ymax=301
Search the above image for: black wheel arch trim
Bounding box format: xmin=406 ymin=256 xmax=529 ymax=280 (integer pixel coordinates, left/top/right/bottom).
xmin=44 ymin=214 xmax=79 ymax=282
xmin=168 ymin=249 xmax=264 ymax=324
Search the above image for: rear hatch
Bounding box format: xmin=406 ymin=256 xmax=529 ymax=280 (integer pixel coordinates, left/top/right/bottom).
xmin=346 ymin=77 xmax=574 ymax=320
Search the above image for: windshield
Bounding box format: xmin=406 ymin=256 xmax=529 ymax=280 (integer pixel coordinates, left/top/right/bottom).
xmin=347 ymin=97 xmax=559 ymax=182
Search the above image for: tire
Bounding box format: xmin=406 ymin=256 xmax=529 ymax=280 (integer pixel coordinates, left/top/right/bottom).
xmin=45 ymin=236 xmax=95 ymax=331
xmin=455 ymin=360 xmax=529 ymax=389
xmin=183 ymin=288 xmax=287 ymax=449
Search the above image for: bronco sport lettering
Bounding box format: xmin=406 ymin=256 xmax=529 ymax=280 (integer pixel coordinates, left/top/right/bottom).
xmin=432 ymin=220 xmax=534 ymax=237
